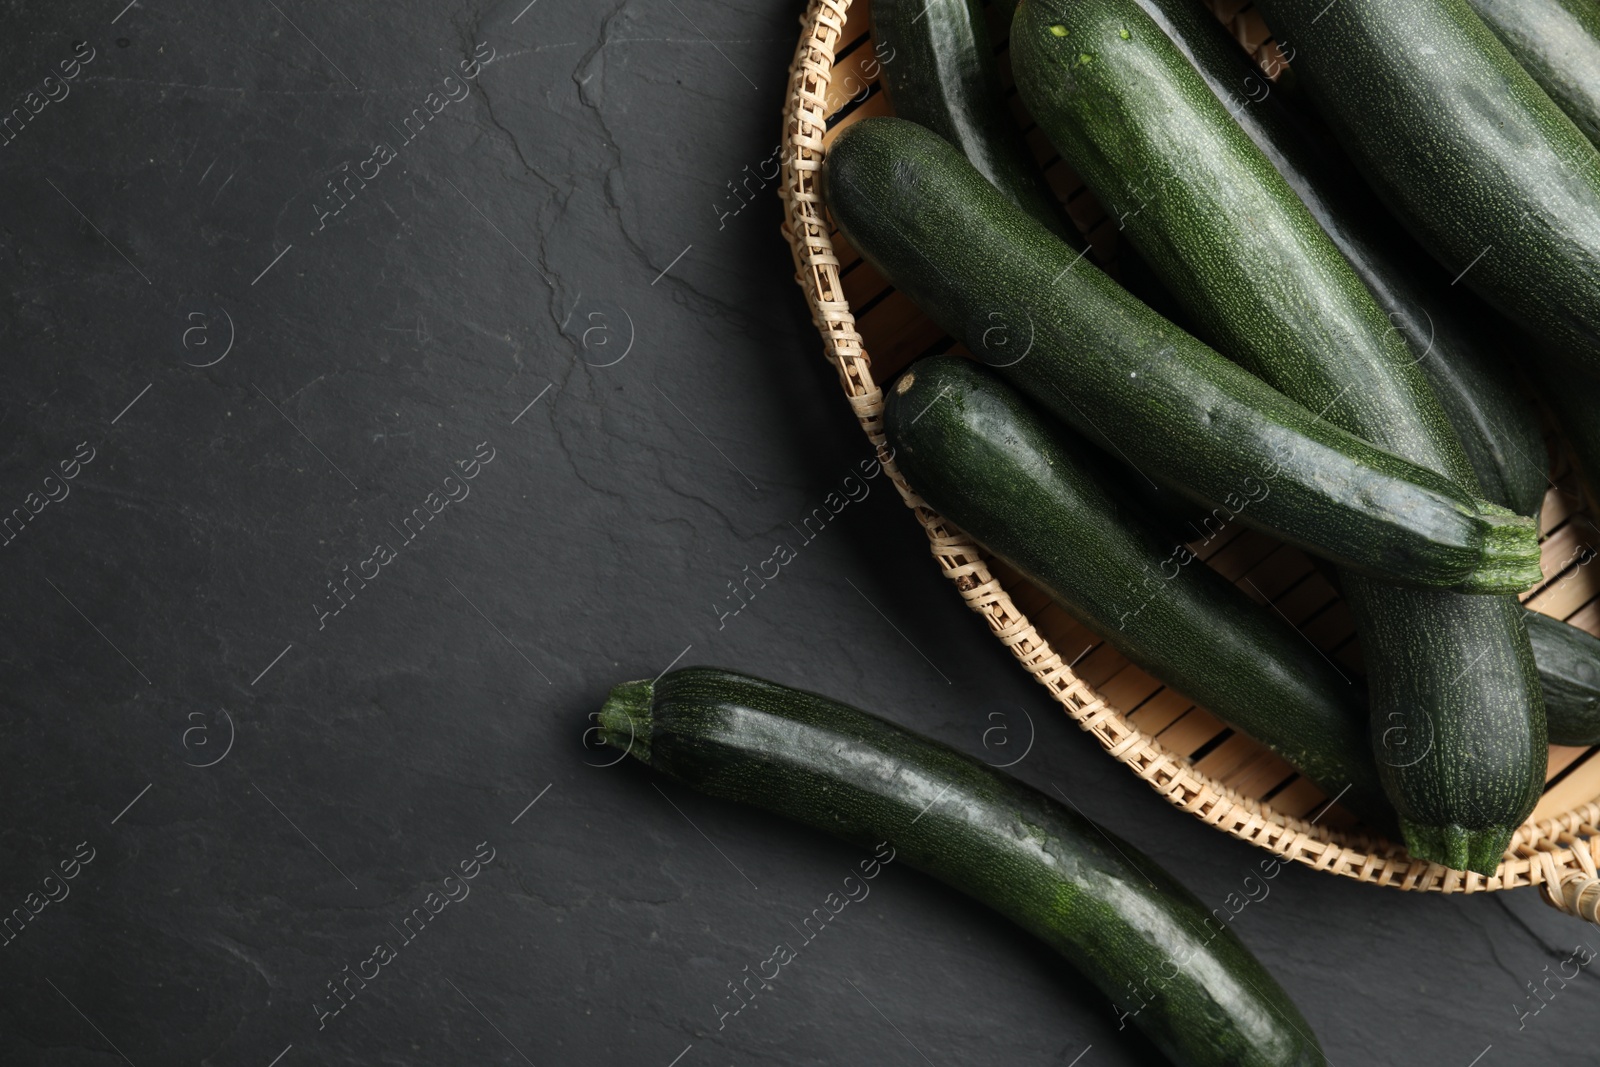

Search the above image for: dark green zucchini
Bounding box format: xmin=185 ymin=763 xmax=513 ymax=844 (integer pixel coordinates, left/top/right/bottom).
xmin=1467 ymin=0 xmax=1600 ymax=487
xmin=1353 ymin=587 xmax=1544 ymax=871
xmin=869 ymin=0 xmax=1186 ymax=326
xmin=1128 ymin=0 xmax=1549 ymax=520
xmin=597 ymin=666 xmax=1327 ymax=1067
xmin=1536 ymin=368 xmax=1600 ymax=518
xmin=1248 ymin=0 xmax=1600 ymax=375
xmin=886 ymin=356 xmax=1388 ymax=825
xmin=1308 ymin=558 xmax=1599 ymax=749
xmin=869 ymin=0 xmax=1199 ymax=497
xmin=1524 ymin=608 xmax=1600 ymax=746
xmin=1079 ymin=438 xmax=1217 ymax=550
xmin=871 ymin=0 xmax=1083 ymax=248
xmin=870 ymin=0 xmax=1219 ymax=488
xmin=1465 ymin=0 xmax=1600 ymax=149
xmin=822 ymin=117 xmax=1540 ymax=595
xmin=1010 ymin=0 xmax=1544 ymax=873
xmin=1411 ymin=324 xmax=1549 ymax=521
xmin=1521 ymin=362 xmax=1600 ymax=748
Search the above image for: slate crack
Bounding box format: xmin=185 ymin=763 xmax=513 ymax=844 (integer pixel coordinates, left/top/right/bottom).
xmin=459 ymin=3 xmax=567 ymax=319
xmin=1490 ymin=893 xmax=1600 ymax=986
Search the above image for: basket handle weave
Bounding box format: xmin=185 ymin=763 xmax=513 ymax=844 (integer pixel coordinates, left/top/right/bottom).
xmin=1538 ymin=825 xmax=1600 ymax=921
xmin=1545 ymin=873 xmax=1600 ymax=923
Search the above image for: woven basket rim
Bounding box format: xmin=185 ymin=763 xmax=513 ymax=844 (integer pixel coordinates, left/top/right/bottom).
xmin=776 ymin=0 xmax=1600 ymax=919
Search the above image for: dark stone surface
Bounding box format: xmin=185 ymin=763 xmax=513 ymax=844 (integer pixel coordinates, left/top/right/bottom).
xmin=0 ymin=1 xmax=1593 ymax=1063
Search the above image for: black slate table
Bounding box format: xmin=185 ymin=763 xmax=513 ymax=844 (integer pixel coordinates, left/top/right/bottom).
xmin=1 ymin=1 xmax=1594 ymax=1063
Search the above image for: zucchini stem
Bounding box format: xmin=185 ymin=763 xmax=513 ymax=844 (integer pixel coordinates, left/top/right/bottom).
xmin=1400 ymin=819 xmax=1515 ymax=876
xmin=599 ymin=679 xmax=654 ymax=765
xmin=1463 ymin=504 xmax=1543 ymax=594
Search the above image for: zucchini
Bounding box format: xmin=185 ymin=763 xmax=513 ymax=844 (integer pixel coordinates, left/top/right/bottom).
xmin=1247 ymin=0 xmax=1600 ymax=375
xmin=1078 ymin=437 xmax=1216 ymax=550
xmin=886 ymin=356 xmax=1389 ymax=826
xmin=1011 ymin=0 xmax=1545 ymax=873
xmin=1128 ymin=0 xmax=1549 ymax=520
xmin=1524 ymin=608 xmax=1600 ymax=746
xmin=1466 ymin=0 xmax=1600 ymax=479
xmin=1464 ymin=0 xmax=1600 ymax=149
xmin=1412 ymin=323 xmax=1549 ymax=521
xmin=869 ymin=0 xmax=1185 ymax=326
xmin=597 ymin=666 xmax=1328 ymax=1067
xmin=1537 ymin=368 xmax=1600 ymax=517
xmin=822 ymin=117 xmax=1540 ymax=594
xmin=1353 ymin=587 xmax=1544 ymax=871
xmin=871 ymin=0 xmax=1083 ymax=248
xmin=1309 ymin=558 xmax=1599 ymax=749
xmin=1414 ymin=326 xmax=1549 ymax=520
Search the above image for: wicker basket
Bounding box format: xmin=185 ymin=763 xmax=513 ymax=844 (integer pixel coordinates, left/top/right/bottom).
xmin=779 ymin=0 xmax=1600 ymax=920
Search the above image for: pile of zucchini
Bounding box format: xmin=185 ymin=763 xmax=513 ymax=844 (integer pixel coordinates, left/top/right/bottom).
xmin=825 ymin=0 xmax=1600 ymax=877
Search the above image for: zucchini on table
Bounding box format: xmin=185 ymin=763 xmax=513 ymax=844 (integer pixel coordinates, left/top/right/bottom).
xmin=1247 ymin=0 xmax=1600 ymax=376
xmin=1010 ymin=0 xmax=1545 ymax=873
xmin=598 ymin=667 xmax=1327 ymax=1067
xmin=822 ymin=117 xmax=1540 ymax=596
xmin=1465 ymin=0 xmax=1600 ymax=149
xmin=886 ymin=356 xmax=1388 ymax=826
xmin=1128 ymin=0 xmax=1549 ymax=521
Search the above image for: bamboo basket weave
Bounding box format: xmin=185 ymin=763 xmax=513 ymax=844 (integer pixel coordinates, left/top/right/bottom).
xmin=779 ymin=0 xmax=1600 ymax=919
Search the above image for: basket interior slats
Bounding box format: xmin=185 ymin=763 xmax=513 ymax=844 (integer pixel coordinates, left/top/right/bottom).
xmin=1535 ymin=752 xmax=1600 ymax=822
xmin=1226 ymin=748 xmax=1299 ymax=801
xmin=1157 ymin=709 xmax=1234 ymax=763
xmin=811 ymin=0 xmax=1600 ymax=833
xmin=1194 ymin=733 xmax=1262 ymax=783
xmin=1126 ymin=687 xmax=1201 ymax=736
xmin=1546 ymin=744 xmax=1597 ymax=782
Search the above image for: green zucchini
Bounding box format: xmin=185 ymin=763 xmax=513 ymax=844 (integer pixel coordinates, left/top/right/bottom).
xmin=1011 ymin=0 xmax=1545 ymax=873
xmin=1524 ymin=608 xmax=1600 ymax=746
xmin=1537 ymin=368 xmax=1600 ymax=518
xmin=1466 ymin=0 xmax=1600 ymax=491
xmin=871 ymin=0 xmax=1083 ymax=248
xmin=1464 ymin=0 xmax=1600 ymax=149
xmin=1309 ymin=557 xmax=1599 ymax=750
xmin=1079 ymin=437 xmax=1216 ymax=550
xmin=886 ymin=356 xmax=1389 ymax=825
xmin=1248 ymin=0 xmax=1600 ymax=375
xmin=1354 ymin=587 xmax=1545 ymax=871
xmin=822 ymin=117 xmax=1540 ymax=595
xmin=1411 ymin=323 xmax=1549 ymax=521
xmin=597 ymin=666 xmax=1327 ymax=1067
xmin=869 ymin=0 xmax=1186 ymax=325
xmin=869 ymin=0 xmax=1202 ymax=496
xmin=1128 ymin=0 xmax=1549 ymax=520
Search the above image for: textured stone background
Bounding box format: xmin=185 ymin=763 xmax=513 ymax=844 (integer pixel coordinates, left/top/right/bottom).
xmin=0 ymin=0 xmax=1594 ymax=1063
